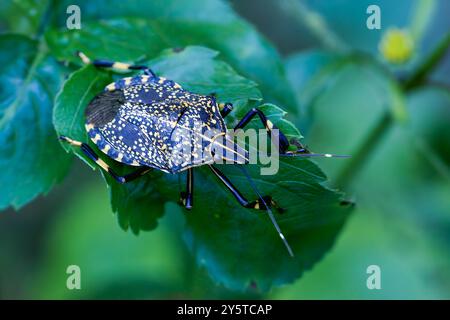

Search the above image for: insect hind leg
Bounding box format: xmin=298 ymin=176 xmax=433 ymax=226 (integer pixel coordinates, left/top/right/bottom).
xmin=59 ymin=136 xmax=151 ymax=183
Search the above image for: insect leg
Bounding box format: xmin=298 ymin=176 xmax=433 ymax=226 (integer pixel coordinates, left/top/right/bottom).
xmin=76 ymin=51 xmax=156 ymax=77
xmin=233 ymin=108 xmax=349 ymax=158
xmin=234 ymin=108 xmax=290 ymax=153
xmin=219 ymin=102 xmax=233 ymax=118
xmin=208 ymin=93 xmax=233 ymax=118
xmin=59 ymin=136 xmax=152 ymax=183
xmin=208 ymin=165 xmax=284 ymax=213
xmin=180 ymin=168 xmax=194 ymax=210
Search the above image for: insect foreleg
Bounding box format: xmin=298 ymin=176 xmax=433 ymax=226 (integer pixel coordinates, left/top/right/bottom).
xmin=234 ymin=108 xmax=290 ymax=153
xmin=218 ymin=102 xmax=233 ymax=118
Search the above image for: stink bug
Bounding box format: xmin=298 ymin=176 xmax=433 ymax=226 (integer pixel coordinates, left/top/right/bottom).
xmin=60 ymin=52 xmax=346 ymax=256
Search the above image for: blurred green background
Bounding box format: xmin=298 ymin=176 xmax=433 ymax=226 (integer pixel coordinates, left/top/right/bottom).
xmin=0 ymin=0 xmax=449 ymax=299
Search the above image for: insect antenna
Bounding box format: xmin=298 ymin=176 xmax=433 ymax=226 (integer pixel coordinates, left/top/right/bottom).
xmin=238 ymin=165 xmax=294 ymax=257
xmin=280 ymin=152 xmax=350 ymax=158
xmin=279 ymin=142 xmax=350 ymax=158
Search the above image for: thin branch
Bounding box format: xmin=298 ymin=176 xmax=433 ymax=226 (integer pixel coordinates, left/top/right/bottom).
xmin=335 ymin=113 xmax=393 ymax=188
xmin=277 ymin=0 xmax=348 ymax=53
xmin=404 ymin=32 xmax=450 ymax=90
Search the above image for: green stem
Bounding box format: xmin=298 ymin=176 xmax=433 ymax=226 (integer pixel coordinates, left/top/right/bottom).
xmin=278 ymin=0 xmax=348 ymax=53
xmin=403 ymin=32 xmax=450 ymax=90
xmin=415 ymin=137 xmax=450 ymax=183
xmin=336 ymin=32 xmax=450 ymax=188
xmin=409 ymin=0 xmax=437 ymax=42
xmin=336 ymin=113 xmax=393 ymax=188
xmin=36 ymin=0 xmax=55 ymax=38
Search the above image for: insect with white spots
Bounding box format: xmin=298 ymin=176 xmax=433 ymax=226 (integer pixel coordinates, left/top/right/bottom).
xmin=60 ymin=52 xmax=346 ymax=256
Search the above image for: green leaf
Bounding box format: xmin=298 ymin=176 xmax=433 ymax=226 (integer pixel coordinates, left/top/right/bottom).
xmin=286 ymin=51 xmax=406 ymax=121
xmin=149 ymin=46 xmax=262 ymax=110
xmin=184 ymin=160 xmax=351 ymax=291
xmin=284 ymin=50 xmax=355 ymax=133
xmin=53 ymin=44 xmax=352 ymax=290
xmin=106 ymin=171 xmax=167 ymax=234
xmin=54 ymin=65 xmax=112 ymax=157
xmin=33 ymin=182 xmax=185 ymax=299
xmin=45 ymin=16 xmax=297 ymax=113
xmin=0 ymin=34 xmax=71 ymax=210
xmin=285 ymin=50 xmax=342 ymax=107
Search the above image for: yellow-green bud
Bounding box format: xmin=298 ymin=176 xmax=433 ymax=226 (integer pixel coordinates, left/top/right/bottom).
xmin=379 ymin=28 xmax=414 ymax=64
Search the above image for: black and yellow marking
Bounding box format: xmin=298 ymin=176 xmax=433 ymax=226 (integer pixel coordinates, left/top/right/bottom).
xmin=77 ymin=51 xmax=91 ymax=64
xmin=76 ymin=51 xmax=156 ymax=77
xmin=112 ymin=62 xmax=131 ymax=70
xmin=59 ymin=135 xmax=82 ymax=147
xmin=234 ymin=108 xmax=290 ymax=153
xmin=248 ymin=196 xmax=285 ymax=213
xmin=59 ymin=136 xmax=151 ymax=184
xmin=104 ymin=75 xmax=153 ymax=92
xmin=219 ymin=102 xmax=233 ymax=118
xmin=105 ymin=82 xmax=117 ymax=91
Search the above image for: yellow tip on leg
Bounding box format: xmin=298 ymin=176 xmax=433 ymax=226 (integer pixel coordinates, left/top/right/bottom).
xmin=59 ymin=136 xmax=82 ymax=147
xmin=77 ymin=51 xmax=91 ymax=64
xmin=112 ymin=62 xmax=131 ymax=70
